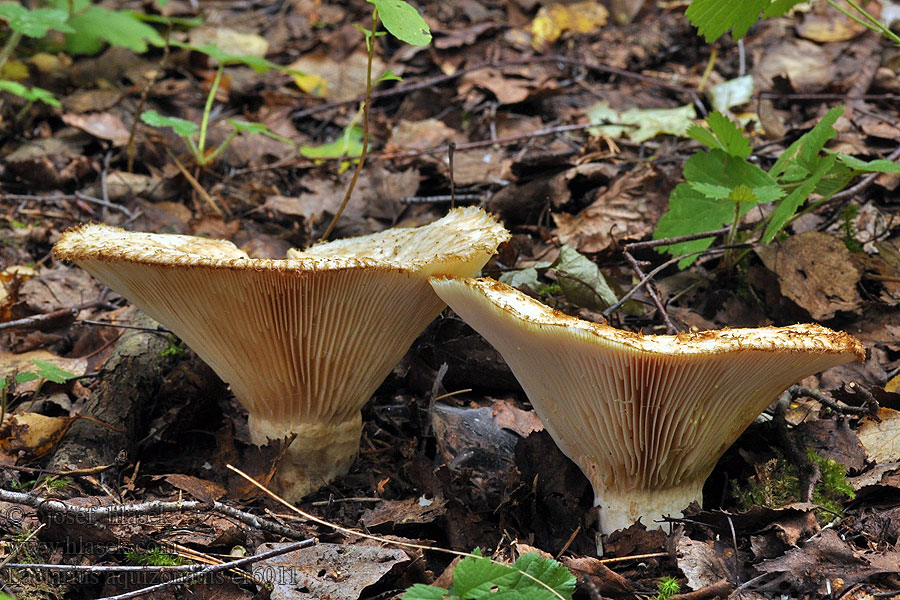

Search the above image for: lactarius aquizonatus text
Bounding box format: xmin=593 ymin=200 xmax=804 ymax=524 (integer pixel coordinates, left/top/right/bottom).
xmin=53 ymin=208 xmax=510 ymax=501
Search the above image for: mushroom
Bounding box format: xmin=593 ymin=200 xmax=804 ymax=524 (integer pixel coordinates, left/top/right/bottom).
xmin=428 ymin=277 xmax=865 ymax=537
xmin=53 ymin=208 xmax=510 ymax=500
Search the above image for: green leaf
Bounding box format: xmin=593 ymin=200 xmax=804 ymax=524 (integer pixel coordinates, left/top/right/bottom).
xmin=369 ymin=0 xmax=432 ymax=46
xmin=835 ymin=153 xmax=900 ymax=174
xmin=300 ymin=125 xmax=364 ymax=159
xmin=131 ymin=11 xmax=203 ymax=28
xmin=587 ymin=102 xmax=696 ymax=143
xmin=402 ymin=584 xmax=450 ymax=600
xmin=770 ymin=106 xmax=843 ymax=178
xmin=30 ymin=360 xmax=77 ymax=384
xmin=15 ymin=372 xmax=39 ymax=384
xmin=171 ymin=42 xmax=278 ymax=74
xmin=377 ymin=68 xmax=403 ymax=82
xmin=0 ymin=80 xmax=60 ymax=107
xmin=705 ymin=111 xmax=752 ymax=158
xmin=227 ymin=119 xmax=296 ymax=146
xmin=141 ymin=110 xmax=199 ymax=138
xmin=684 ymin=0 xmax=769 ymax=42
xmin=499 ymin=267 xmax=540 ymax=293
xmin=0 ymin=3 xmax=73 ymax=37
xmin=683 ymin=150 xmax=782 ymax=203
xmin=762 ymin=153 xmax=836 ymax=243
xmin=551 ymin=245 xmax=617 ymax=310
xmin=763 ymin=0 xmax=808 ymax=18
xmin=653 ymin=183 xmax=731 ymax=268
xmin=64 ymin=5 xmax=163 ymax=54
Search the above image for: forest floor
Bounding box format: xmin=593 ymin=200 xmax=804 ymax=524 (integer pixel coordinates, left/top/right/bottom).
xmin=2 ymin=0 xmax=900 ymax=598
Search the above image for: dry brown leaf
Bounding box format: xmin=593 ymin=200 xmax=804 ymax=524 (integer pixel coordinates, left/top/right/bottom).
xmin=857 ymin=408 xmax=900 ymax=464
xmin=158 ymin=473 xmax=228 ymax=503
xmin=288 ymin=49 xmax=384 ymax=102
xmin=797 ymin=1 xmax=869 ymax=42
xmin=0 ymin=412 xmax=78 ymax=460
xmin=252 ymin=543 xmax=408 ymax=600
xmin=491 ymin=399 xmax=544 ymax=437
xmin=385 ymin=118 xmax=459 ymax=152
xmin=756 ymin=231 xmax=862 ymax=320
xmin=62 ymin=113 xmax=130 ymax=146
xmin=755 ymin=40 xmax=834 ymax=93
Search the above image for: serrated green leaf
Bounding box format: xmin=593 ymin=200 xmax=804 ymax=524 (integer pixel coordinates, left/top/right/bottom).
xmin=835 ymin=153 xmax=900 ymax=174
xmin=770 ymin=106 xmax=843 ymax=178
xmin=653 ymin=183 xmax=731 ymax=268
xmin=402 ymin=584 xmax=451 ymax=600
xmin=452 ymin=555 xmax=519 ymax=598
xmin=551 ymin=245 xmax=617 ymax=310
xmin=683 ymin=150 xmax=782 ymax=203
xmin=369 ymin=0 xmax=432 ymax=46
xmin=15 ymin=372 xmax=39 ymax=384
xmin=141 ymin=110 xmax=199 ymax=138
xmin=684 ymin=0 xmax=769 ymax=42
xmin=64 ymin=5 xmax=163 ymax=54
xmin=0 ymin=80 xmax=60 ymax=107
xmin=378 ymin=68 xmax=402 ymax=82
xmin=30 ymin=360 xmax=77 ymax=384
xmin=0 ymin=3 xmax=73 ymax=38
xmin=762 ymin=153 xmax=836 ymax=243
xmin=509 ymin=553 xmax=576 ymax=598
xmin=706 ymin=111 xmax=752 ymax=158
xmin=300 ymin=125 xmax=363 ymax=159
xmin=727 ymin=184 xmax=758 ymax=204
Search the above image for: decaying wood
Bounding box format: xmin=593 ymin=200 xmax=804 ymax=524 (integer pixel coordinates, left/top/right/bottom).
xmin=48 ymin=308 xmax=172 ymax=472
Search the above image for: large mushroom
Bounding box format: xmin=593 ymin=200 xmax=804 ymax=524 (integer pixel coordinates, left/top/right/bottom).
xmin=53 ymin=208 xmax=509 ymax=500
xmin=428 ymin=277 xmax=865 ymax=537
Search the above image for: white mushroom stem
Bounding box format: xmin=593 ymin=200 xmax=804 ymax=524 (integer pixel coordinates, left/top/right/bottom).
xmin=54 ymin=208 xmax=510 ymax=501
xmin=429 ymin=277 xmax=865 ymax=539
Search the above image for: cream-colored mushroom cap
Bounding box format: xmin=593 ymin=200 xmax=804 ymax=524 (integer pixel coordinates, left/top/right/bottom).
xmin=429 ymin=276 xmax=864 ymax=537
xmin=53 ymin=208 xmax=510 ymax=500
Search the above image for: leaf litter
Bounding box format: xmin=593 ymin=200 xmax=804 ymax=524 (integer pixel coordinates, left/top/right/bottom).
xmin=1 ymin=0 xmax=900 ymax=598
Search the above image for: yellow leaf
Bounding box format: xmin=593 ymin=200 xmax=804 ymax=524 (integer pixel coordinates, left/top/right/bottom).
xmin=531 ymin=1 xmax=608 ymax=50
xmin=0 ymin=413 xmax=78 ymax=460
xmin=0 ymin=59 xmax=29 ymax=81
xmin=293 ymin=72 xmax=329 ymax=97
xmin=858 ymin=407 xmax=900 ymax=464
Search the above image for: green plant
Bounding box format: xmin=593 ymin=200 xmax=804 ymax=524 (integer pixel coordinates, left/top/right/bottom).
xmin=654 ymin=576 xmax=680 ymax=600
xmin=126 ymin=547 xmax=189 ymax=567
xmin=653 ymin=108 xmax=900 ymax=267
xmin=1 ymin=359 xmax=78 ymax=422
xmin=140 ymin=43 xmax=297 ymax=167
xmin=160 ymin=338 xmax=186 ymax=358
xmin=316 ymin=0 xmax=431 ymax=240
xmin=403 ymin=550 xmax=575 ymax=600
xmin=686 ymin=0 xmax=900 ymax=46
xmin=732 ymin=449 xmax=855 ymax=521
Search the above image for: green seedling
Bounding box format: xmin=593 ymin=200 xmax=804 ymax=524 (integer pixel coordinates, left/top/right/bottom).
xmin=404 ymin=550 xmax=575 ymax=600
xmin=653 ymin=108 xmax=900 ymax=268
xmin=1 ymin=360 xmax=78 ymax=423
xmin=654 ymin=577 xmax=680 ymax=600
xmin=140 ymin=43 xmax=299 ymax=167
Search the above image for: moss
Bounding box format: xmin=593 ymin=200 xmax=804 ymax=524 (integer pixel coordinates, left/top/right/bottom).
xmin=125 ymin=548 xmax=189 ymax=567
xmin=732 ymin=449 xmax=855 ymax=523
xmin=654 ymin=577 xmax=680 ymax=600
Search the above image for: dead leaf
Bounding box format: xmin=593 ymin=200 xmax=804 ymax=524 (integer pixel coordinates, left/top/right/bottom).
xmin=554 ymin=163 xmax=664 ymax=253
xmin=189 ymin=26 xmax=269 ymax=59
xmin=459 ymin=67 xmax=540 ymax=105
xmin=0 ymin=412 xmax=79 ymax=460
xmin=157 ymin=473 xmax=228 ymax=502
xmin=756 ymin=231 xmax=862 ymax=320
xmin=359 ymin=496 xmax=446 ymax=530
xmin=562 ymin=555 xmax=634 ymax=595
xmin=797 ymin=1 xmax=869 ymax=42
xmin=491 ymin=399 xmax=544 ymax=437
xmin=62 ymin=113 xmax=131 ymax=146
xmin=252 ymin=543 xmax=408 ymax=600
xmin=857 ymin=408 xmax=900 ymax=464
xmin=676 ymin=538 xmax=736 ymax=591
xmin=530 ymin=1 xmax=608 ymax=50
xmin=288 ymin=49 xmax=384 ymax=102
xmin=385 ymin=118 xmax=459 ymax=152
xmin=755 ymin=40 xmax=834 ymax=93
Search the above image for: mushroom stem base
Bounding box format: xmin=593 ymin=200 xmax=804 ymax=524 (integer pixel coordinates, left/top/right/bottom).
xmin=594 ymin=482 xmax=703 ymax=539
xmin=248 ymin=414 xmax=363 ymax=502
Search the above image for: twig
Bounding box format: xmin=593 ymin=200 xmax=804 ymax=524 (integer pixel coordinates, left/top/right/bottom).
xmin=2 ymin=563 xmax=201 ymax=573
xmin=0 ymin=489 xmax=309 ymax=540
xmin=164 ymin=148 xmax=223 ymax=216
xmin=76 ymin=320 xmax=173 ymax=334
xmin=0 ymin=300 xmax=115 ymax=332
xmin=73 ymin=191 xmax=135 ymax=219
xmin=773 ymin=391 xmax=819 ymax=503
xmin=789 ymin=385 xmax=878 ymax=417
xmin=448 ymin=141 xmax=456 ymax=208
xmin=622 ymin=248 xmax=677 ymax=333
xmin=403 ymin=193 xmax=484 ymax=204
xmin=94 ymin=537 xmax=317 ymax=600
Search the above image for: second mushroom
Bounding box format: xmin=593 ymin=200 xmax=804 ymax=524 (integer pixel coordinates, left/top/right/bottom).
xmin=429 ymin=277 xmax=865 ymax=539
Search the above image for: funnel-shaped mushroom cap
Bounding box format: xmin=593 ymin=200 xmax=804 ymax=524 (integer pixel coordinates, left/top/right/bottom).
xmin=53 ymin=208 xmax=509 ymax=500
xmin=429 ymin=277 xmax=864 ymax=535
